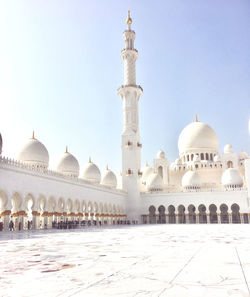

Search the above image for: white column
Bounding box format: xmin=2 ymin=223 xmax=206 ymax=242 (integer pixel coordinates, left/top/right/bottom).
xmin=207 ymin=214 xmax=210 ymax=224
xmin=2 ymin=210 xmax=11 ymax=231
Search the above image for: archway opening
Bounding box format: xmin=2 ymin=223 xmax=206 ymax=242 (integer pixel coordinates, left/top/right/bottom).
xmin=149 ymin=206 xmax=156 ymax=224
xmin=188 ymin=205 xmax=196 ymax=224
xmin=231 ymin=203 xmax=240 ymax=224
xmin=220 ymin=204 xmax=229 ymax=224
xmin=178 ymin=205 xmax=185 ymax=224
xmin=158 ymin=205 xmax=166 ymax=224
xmin=158 ymin=166 xmax=163 ymax=178
xmin=198 ymin=204 xmax=207 ymax=224
xmin=209 ymin=204 xmax=218 ymax=223
xmin=168 ymin=205 xmax=176 ymax=224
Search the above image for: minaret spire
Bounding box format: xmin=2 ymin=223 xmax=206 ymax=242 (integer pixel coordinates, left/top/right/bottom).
xmin=126 ymin=9 xmax=132 ymax=30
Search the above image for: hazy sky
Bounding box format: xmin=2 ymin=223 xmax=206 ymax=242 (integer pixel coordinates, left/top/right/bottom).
xmin=0 ymin=0 xmax=249 ymax=174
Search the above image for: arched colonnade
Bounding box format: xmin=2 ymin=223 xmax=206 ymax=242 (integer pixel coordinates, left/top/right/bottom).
xmin=0 ymin=190 xmax=126 ymax=231
xmin=143 ymin=203 xmax=249 ymax=224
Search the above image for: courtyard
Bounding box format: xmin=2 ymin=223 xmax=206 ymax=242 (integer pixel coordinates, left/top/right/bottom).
xmin=0 ymin=225 xmax=250 ymax=297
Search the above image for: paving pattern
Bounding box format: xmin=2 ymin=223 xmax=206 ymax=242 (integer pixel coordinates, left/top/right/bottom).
xmin=1 ymin=225 xmax=250 ymax=297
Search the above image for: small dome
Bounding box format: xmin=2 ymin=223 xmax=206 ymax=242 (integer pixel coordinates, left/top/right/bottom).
xmin=214 ymin=155 xmax=221 ymax=162
xmin=82 ymin=158 xmax=101 ymax=183
xmin=56 ymin=147 xmax=79 ymax=177
xmin=193 ymin=154 xmax=200 ymax=162
xmin=175 ymin=158 xmax=182 ymax=165
xmin=157 ymin=149 xmax=165 ymax=159
xmin=178 ymin=120 xmax=218 ymax=156
xmin=0 ymin=132 xmax=2 ymax=155
xmin=141 ymin=162 xmax=154 ymax=183
xmin=239 ymin=151 xmax=248 ymax=160
xmin=221 ymin=168 xmax=243 ymax=188
xmin=101 ymin=166 xmax=117 ymax=188
xmin=18 ymin=132 xmax=49 ymax=168
xmin=146 ymin=172 xmax=163 ymax=191
xmin=224 ymin=144 xmax=234 ymax=154
xmin=182 ymin=170 xmax=201 ymax=189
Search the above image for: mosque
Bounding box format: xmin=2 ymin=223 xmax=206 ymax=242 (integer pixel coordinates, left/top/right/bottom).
xmin=0 ymin=12 xmax=250 ymax=231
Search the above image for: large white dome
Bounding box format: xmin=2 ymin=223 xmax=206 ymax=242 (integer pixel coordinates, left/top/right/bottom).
xmin=56 ymin=147 xmax=79 ymax=177
xmin=178 ymin=120 xmax=218 ymax=156
xmin=82 ymin=158 xmax=101 ymax=183
xmin=182 ymin=170 xmax=200 ymax=189
xmin=101 ymin=167 xmax=117 ymax=188
xmin=221 ymin=168 xmax=243 ymax=188
xmin=18 ymin=133 xmax=49 ymax=168
xmin=146 ymin=172 xmax=163 ymax=191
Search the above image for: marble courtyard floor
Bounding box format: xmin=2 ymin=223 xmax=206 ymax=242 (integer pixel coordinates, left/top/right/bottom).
xmin=1 ymin=225 xmax=250 ymax=297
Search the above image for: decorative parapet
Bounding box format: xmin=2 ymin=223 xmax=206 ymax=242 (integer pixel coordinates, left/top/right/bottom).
xmin=0 ymin=156 xmax=126 ymax=195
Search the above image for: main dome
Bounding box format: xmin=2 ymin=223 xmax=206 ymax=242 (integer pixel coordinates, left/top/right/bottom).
xmin=178 ymin=120 xmax=218 ymax=156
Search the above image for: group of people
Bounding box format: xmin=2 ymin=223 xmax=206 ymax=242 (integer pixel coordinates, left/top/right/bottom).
xmin=0 ymin=218 xmax=134 ymax=232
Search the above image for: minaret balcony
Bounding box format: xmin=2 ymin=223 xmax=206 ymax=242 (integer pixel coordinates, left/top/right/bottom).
xmin=121 ymin=48 xmax=138 ymax=54
xmin=126 ymin=141 xmax=133 ymax=147
xmin=126 ymin=169 xmax=133 ymax=175
xmin=138 ymin=170 xmax=143 ymax=176
xmin=137 ymin=142 xmax=142 ymax=148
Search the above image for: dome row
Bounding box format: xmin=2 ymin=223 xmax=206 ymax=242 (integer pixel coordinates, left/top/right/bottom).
xmin=142 ymin=163 xmax=243 ymax=191
xmin=17 ymin=134 xmax=117 ymax=188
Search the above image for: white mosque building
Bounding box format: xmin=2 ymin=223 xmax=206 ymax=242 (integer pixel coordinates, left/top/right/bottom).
xmin=0 ymin=12 xmax=250 ymax=231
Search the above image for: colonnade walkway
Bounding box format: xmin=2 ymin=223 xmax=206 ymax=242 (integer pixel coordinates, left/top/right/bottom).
xmin=142 ymin=203 xmax=250 ymax=224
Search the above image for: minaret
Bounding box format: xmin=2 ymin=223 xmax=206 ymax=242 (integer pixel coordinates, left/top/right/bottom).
xmin=118 ymin=11 xmax=143 ymax=222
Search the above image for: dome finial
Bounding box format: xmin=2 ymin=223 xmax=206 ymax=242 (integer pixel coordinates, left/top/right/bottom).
xmin=194 ymin=113 xmax=198 ymax=122
xmin=146 ymin=161 xmax=149 ymax=166
xmin=106 ymin=164 xmax=109 ymax=170
xmin=126 ymin=9 xmax=132 ymax=27
xmin=31 ymin=130 xmax=35 ymax=139
xmin=88 ymin=156 xmax=92 ymax=163
xmin=65 ymin=146 xmax=68 ymax=153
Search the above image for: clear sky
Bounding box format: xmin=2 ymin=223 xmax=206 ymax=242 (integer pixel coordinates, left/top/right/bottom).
xmin=0 ymin=0 xmax=249 ymax=175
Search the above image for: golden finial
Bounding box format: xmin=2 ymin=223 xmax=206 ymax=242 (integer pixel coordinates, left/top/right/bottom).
xmin=106 ymin=164 xmax=109 ymax=170
xmin=31 ymin=130 xmax=35 ymax=139
xmin=146 ymin=161 xmax=149 ymax=167
xmin=194 ymin=113 xmax=198 ymax=122
xmin=120 ymin=171 xmax=122 ymax=176
xmin=88 ymin=156 xmax=92 ymax=163
xmin=65 ymin=146 xmax=68 ymax=153
xmin=126 ymin=9 xmax=132 ymax=25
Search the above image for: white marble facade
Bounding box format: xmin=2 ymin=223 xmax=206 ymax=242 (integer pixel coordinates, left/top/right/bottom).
xmin=0 ymin=12 xmax=250 ymax=231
